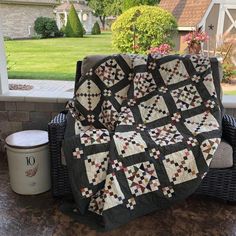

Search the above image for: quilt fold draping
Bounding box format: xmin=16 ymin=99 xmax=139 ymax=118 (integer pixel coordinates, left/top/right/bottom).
xmin=63 ymin=54 xmax=222 ymax=230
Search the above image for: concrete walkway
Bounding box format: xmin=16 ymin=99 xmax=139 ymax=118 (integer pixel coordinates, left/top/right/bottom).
xmin=0 ymin=79 xmax=74 ymax=103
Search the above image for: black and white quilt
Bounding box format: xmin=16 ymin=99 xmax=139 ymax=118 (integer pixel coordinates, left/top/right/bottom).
xmin=63 ymin=54 xmax=222 ymax=230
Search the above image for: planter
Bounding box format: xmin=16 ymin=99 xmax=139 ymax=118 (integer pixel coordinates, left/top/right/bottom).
xmin=188 ymin=42 xmax=201 ymax=54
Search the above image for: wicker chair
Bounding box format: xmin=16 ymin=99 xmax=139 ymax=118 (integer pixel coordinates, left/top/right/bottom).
xmin=48 ymin=61 xmax=236 ymax=202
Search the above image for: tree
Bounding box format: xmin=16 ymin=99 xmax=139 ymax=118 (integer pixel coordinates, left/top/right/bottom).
xmin=65 ymin=4 xmax=84 ymax=37
xmin=111 ymin=5 xmax=177 ymax=54
xmin=105 ymin=0 xmax=123 ymax=16
xmin=87 ymin=0 xmax=123 ymax=30
xmin=87 ymin=0 xmax=107 ymax=30
xmin=122 ymin=0 xmax=160 ymax=11
xmin=87 ymin=0 xmax=160 ymax=29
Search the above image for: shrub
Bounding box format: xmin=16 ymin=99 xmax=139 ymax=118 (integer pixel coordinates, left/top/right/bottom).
xmin=34 ymin=17 xmax=60 ymax=38
xmin=222 ymin=63 xmax=235 ymax=83
xmin=3 ymin=36 xmax=12 ymax=41
xmin=111 ymin=6 xmax=177 ymax=54
xmin=65 ymin=4 xmax=83 ymax=37
xmin=91 ymin=21 xmax=101 ymax=35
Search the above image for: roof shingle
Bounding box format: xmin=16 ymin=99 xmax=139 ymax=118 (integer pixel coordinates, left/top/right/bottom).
xmin=159 ymin=0 xmax=212 ymax=27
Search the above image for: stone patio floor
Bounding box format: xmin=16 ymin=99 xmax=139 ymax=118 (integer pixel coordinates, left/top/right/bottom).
xmin=1 ymin=153 xmax=236 ymax=236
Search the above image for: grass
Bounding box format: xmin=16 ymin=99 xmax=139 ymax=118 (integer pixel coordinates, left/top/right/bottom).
xmin=5 ymin=32 xmax=117 ymax=81
xmin=4 ymin=34 xmax=236 ymax=95
xmin=223 ymin=90 xmax=236 ymax=95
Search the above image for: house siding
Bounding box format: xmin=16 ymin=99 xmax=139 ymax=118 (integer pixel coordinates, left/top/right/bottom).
xmin=0 ymin=3 xmax=55 ymax=38
xmin=223 ymin=9 xmax=236 ymax=34
xmin=173 ymin=31 xmax=189 ymax=53
xmin=204 ymin=3 xmax=220 ymax=52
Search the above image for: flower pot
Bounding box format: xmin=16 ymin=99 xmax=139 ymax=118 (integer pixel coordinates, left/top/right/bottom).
xmin=188 ymin=43 xmax=201 ymax=54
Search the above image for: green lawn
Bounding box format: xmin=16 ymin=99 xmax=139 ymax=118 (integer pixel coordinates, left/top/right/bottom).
xmin=5 ymin=35 xmax=236 ymax=95
xmin=223 ymin=90 xmax=236 ymax=95
xmin=5 ymin=32 xmax=117 ymax=81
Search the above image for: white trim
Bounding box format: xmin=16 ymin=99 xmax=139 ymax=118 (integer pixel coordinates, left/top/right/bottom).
xmin=217 ymin=4 xmax=226 ymax=35
xmin=178 ymin=27 xmax=195 ymax=31
xmin=199 ymin=1 xmax=215 ymax=29
xmin=214 ymin=0 xmax=236 ymax=4
xmin=0 ymin=21 xmax=9 ymax=95
xmin=224 ymin=5 xmax=236 ymax=9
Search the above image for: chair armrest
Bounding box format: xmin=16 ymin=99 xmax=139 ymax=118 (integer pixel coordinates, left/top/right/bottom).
xmin=48 ymin=112 xmax=70 ymax=197
xmin=222 ymin=114 xmax=236 ymax=149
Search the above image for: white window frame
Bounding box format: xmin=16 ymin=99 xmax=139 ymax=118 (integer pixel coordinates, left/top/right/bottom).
xmin=0 ymin=21 xmax=9 ymax=95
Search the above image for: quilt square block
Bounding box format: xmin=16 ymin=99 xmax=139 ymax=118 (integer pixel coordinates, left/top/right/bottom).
xmin=124 ymin=161 xmax=160 ymax=197
xmin=190 ymin=55 xmax=211 ymax=73
xmin=75 ymin=79 xmax=101 ymax=111
xmin=114 ymin=131 xmax=147 ymax=158
xmin=200 ymin=138 xmax=221 ymax=166
xmin=184 ymin=111 xmax=219 ymax=136
xmin=162 ymin=186 xmax=174 ymax=198
xmin=138 ymin=95 xmax=169 ymax=124
xmin=171 ymin=84 xmax=202 ymax=111
xmin=159 ymin=59 xmax=189 ymax=85
xmin=80 ymin=129 xmax=110 ymax=146
xmin=117 ymin=107 xmax=135 ymax=126
xmin=85 ymin=151 xmax=109 ymax=185
xmin=203 ymin=74 xmax=217 ymax=97
xmin=163 ymin=149 xmax=198 ymax=185
xmin=148 ymin=124 xmax=184 ymax=147
xmin=133 ymin=72 xmax=157 ymax=98
xmin=98 ymin=100 xmax=119 ymax=130
xmin=89 ymin=174 xmax=125 ymax=214
xmin=95 ymin=58 xmax=125 ymax=87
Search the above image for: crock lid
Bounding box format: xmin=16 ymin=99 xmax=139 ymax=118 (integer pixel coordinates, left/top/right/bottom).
xmin=5 ymin=130 xmax=48 ymax=149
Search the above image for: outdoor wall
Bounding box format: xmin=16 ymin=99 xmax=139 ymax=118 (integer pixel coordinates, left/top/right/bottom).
xmin=0 ymin=3 xmax=55 ymax=38
xmin=205 ymin=3 xmax=220 ymax=52
xmin=223 ymin=8 xmax=236 ymax=35
xmin=0 ymin=100 xmax=65 ymax=152
xmin=173 ymin=31 xmax=188 ymax=53
xmin=0 ymin=99 xmax=235 ymax=153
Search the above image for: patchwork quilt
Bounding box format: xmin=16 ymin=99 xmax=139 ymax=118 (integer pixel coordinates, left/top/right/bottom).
xmin=63 ymin=54 xmax=222 ymax=230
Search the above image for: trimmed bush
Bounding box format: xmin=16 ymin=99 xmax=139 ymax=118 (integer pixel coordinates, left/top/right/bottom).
xmin=111 ymin=6 xmax=177 ymax=53
xmin=91 ymin=21 xmax=101 ymax=35
xmin=65 ymin=4 xmax=83 ymax=37
xmin=34 ymin=17 xmax=59 ymax=38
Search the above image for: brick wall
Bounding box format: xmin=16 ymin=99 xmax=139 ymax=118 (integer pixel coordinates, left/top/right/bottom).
xmin=0 ymin=100 xmax=235 ymax=153
xmin=0 ymin=100 xmax=66 ymax=151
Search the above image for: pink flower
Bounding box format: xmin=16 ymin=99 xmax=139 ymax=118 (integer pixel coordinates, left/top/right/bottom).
xmin=150 ymin=43 xmax=171 ymax=55
xmin=183 ymin=28 xmax=209 ymax=46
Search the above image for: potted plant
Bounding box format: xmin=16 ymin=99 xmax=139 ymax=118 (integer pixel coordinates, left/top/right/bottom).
xmin=183 ymin=27 xmax=209 ymax=54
